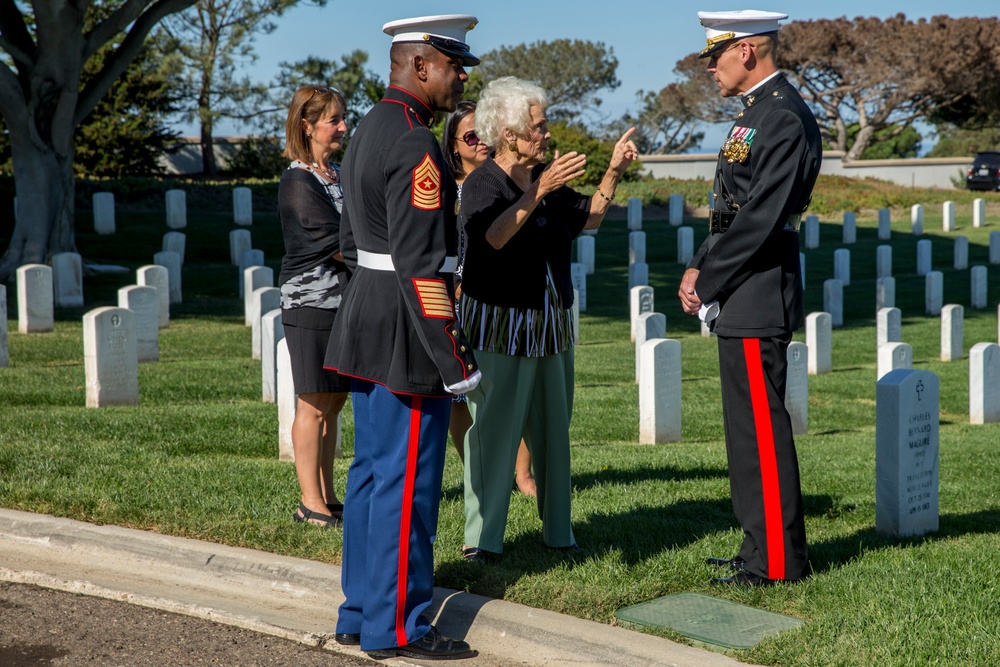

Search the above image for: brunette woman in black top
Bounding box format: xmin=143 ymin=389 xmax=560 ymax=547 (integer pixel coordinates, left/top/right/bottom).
xmin=278 ymin=85 xmax=351 ymax=528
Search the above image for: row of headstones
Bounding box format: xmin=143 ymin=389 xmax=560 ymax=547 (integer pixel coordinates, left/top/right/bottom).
xmin=624 ymin=279 xmax=1000 ymax=443
xmin=801 ymin=200 xmax=990 ymax=250
xmin=833 ymin=238 xmax=1000 ymax=287
xmin=90 ymin=187 xmax=254 ymax=234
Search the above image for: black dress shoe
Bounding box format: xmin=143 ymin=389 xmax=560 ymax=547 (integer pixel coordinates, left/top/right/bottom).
xmin=334 ymin=633 xmax=361 ymax=646
xmin=461 ymin=546 xmax=498 ymax=562
xmin=366 ymin=626 xmax=475 ymax=660
xmin=711 ymin=570 xmax=779 ymax=588
xmin=706 ymin=555 xmax=746 ymax=571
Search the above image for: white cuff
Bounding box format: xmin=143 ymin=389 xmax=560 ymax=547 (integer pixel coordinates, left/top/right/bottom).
xmin=698 ymin=301 xmax=720 ymax=323
xmin=446 ymin=370 xmax=481 ymax=395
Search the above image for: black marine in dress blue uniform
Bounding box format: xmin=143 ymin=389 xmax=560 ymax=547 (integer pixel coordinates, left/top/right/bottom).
xmin=323 ymin=14 xmax=481 ymax=660
xmin=684 ymin=10 xmax=822 ymax=586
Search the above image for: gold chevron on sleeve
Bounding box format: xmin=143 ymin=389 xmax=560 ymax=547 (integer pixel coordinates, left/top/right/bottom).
xmin=412 ymin=278 xmax=453 ymax=318
xmin=411 ymin=154 xmax=441 ymax=211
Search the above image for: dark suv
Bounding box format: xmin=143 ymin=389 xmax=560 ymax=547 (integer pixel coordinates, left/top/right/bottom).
xmin=966 ymin=151 xmax=1000 ymax=191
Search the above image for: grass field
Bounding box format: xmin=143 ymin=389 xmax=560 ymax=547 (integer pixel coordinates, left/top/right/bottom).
xmin=2 ymin=181 xmax=1000 ymax=665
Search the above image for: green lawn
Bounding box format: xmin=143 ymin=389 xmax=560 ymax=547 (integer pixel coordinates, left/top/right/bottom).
xmin=2 ymin=183 xmax=1000 ymax=665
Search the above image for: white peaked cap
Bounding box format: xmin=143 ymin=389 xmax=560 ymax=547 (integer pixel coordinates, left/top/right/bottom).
xmin=697 ymin=10 xmax=788 ymax=57
xmin=382 ymin=14 xmax=480 ymax=66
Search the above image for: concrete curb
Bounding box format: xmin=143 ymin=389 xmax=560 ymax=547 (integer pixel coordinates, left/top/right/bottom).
xmin=0 ymin=508 xmax=745 ymax=666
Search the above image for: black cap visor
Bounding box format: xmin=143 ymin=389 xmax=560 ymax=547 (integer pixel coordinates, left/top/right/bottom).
xmin=425 ymin=35 xmax=480 ymax=66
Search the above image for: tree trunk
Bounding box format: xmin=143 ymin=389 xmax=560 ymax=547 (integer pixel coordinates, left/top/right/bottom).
xmin=847 ymin=123 xmax=878 ymax=161
xmin=0 ymin=117 xmax=77 ymax=284
xmin=200 ymin=118 xmax=217 ymax=176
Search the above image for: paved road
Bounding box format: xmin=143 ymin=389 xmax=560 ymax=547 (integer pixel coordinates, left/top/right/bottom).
xmin=1 ymin=581 xmax=371 ymax=666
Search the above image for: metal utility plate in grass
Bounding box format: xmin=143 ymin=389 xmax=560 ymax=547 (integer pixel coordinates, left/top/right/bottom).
xmin=615 ymin=592 xmax=804 ymax=649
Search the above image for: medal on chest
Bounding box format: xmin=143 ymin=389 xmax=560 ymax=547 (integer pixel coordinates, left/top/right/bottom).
xmin=722 ymin=126 xmax=756 ymax=164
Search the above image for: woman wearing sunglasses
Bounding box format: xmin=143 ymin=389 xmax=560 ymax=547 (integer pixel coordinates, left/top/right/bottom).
xmin=441 ymin=102 xmax=537 ymax=499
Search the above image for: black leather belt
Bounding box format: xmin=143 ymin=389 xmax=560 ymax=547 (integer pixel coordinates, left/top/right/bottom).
xmin=710 ymin=209 xmax=736 ymax=234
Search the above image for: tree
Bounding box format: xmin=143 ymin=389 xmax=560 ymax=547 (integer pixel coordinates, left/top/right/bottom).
xmin=471 ymin=40 xmax=619 ymax=123
xmin=225 ymin=51 xmax=385 ymax=178
xmin=0 ymin=0 xmax=198 ymax=283
xmin=619 ymin=53 xmax=739 ymax=154
xmin=158 ymin=0 xmax=321 ymax=176
xmin=777 ymin=15 xmax=1000 ymax=161
xmin=74 ymin=30 xmax=184 ymax=177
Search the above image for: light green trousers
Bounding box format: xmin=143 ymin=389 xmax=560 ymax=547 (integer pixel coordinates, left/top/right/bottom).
xmin=463 ymin=347 xmax=576 ymax=552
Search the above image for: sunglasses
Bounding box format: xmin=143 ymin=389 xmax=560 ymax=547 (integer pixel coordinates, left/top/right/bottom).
xmin=458 ymin=130 xmax=481 ymax=147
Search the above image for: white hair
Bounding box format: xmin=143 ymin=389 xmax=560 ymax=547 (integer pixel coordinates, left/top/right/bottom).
xmin=474 ymin=76 xmax=549 ymax=149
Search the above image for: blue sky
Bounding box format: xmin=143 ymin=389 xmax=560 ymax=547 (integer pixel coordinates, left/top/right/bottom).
xmin=195 ymin=1 xmax=999 ymax=152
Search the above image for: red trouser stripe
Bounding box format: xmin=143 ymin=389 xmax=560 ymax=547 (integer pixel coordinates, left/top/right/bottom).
xmin=742 ymin=338 xmax=785 ymax=580
xmin=395 ymin=396 xmax=422 ymax=646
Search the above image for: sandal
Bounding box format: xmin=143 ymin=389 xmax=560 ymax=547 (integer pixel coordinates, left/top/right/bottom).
xmin=461 ymin=546 xmax=495 ymax=562
xmin=292 ymin=502 xmax=340 ymax=528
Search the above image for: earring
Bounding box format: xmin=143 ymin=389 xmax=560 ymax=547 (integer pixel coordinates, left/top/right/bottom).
xmin=508 ymin=140 xmax=518 ymax=156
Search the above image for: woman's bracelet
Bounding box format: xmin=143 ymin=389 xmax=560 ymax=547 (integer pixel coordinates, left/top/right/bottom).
xmin=596 ymin=188 xmax=615 ymax=202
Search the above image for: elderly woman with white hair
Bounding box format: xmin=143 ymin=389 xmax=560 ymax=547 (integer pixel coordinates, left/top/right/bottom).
xmin=458 ymin=76 xmax=637 ymax=560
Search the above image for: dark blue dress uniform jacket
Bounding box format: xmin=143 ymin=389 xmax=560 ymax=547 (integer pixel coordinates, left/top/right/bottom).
xmin=690 ymin=73 xmax=822 ymax=337
xmin=325 ymin=86 xmax=477 ymax=396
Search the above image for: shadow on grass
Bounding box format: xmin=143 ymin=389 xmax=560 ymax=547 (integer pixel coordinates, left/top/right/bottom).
xmin=808 ymin=508 xmax=1000 ymax=575
xmin=437 ymin=493 xmax=837 ymax=598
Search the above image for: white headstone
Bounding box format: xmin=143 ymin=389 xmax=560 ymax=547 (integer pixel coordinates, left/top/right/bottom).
xmin=876 ymin=245 xmax=892 ymax=278
xmin=823 ymin=279 xmax=843 ymax=328
xmin=628 ymin=262 xmax=649 ymax=291
xmin=970 ymin=342 xmax=1000 ymax=425
xmin=940 ymin=304 xmax=963 ymax=362
xmin=954 ymin=236 xmax=968 ymax=271
xmin=241 ymin=266 xmax=274 ymax=327
xmin=83 ymin=307 xmax=138 ymax=408
xmin=137 ymin=265 xmax=170 ymax=329
xmin=973 ymin=198 xmax=986 ymax=229
xmin=629 ymin=285 xmax=654 ymax=343
xmin=878 ymin=341 xmax=912 ymax=380
xmin=572 ymin=288 xmax=580 ymax=344
xmin=990 ymin=232 xmax=1000 ymax=265
xmin=251 ymin=287 xmax=281 ymax=360
xmin=806 ymin=312 xmax=831 ymax=375
xmin=276 ymin=337 xmax=296 ymax=461
xmin=577 ymin=235 xmax=595 ymax=275
xmin=877 ymin=277 xmax=896 ymax=310
xmin=970 ymin=266 xmax=988 ymax=310
xmin=0 ymin=285 xmax=8 ymax=367
xmin=627 ymin=197 xmax=642 ymax=230
xmin=162 ymin=231 xmax=186 ymax=265
xmin=875 ymin=368 xmax=939 ymax=537
xmin=165 ymin=189 xmax=187 ymax=229
xmin=570 ymin=263 xmax=587 ymax=312
xmin=628 ymin=231 xmax=646 ymax=265
xmin=916 ymin=239 xmax=932 ymax=276
xmin=639 ymin=338 xmax=682 ymax=444
xmin=677 ymin=226 xmax=694 ymax=265
xmin=842 ymin=211 xmax=856 ymax=244
xmin=701 ymin=320 xmax=714 ymax=337
xmin=877 ymin=307 xmax=902 ymax=350
xmin=911 ymin=204 xmax=924 ymax=236
xmin=233 ymin=186 xmax=253 ymax=226
xmin=635 ymin=312 xmax=666 ymax=384
xmin=925 ymin=271 xmax=943 ymax=316
xmin=16 ymin=264 xmax=54 ymax=333
xmin=117 ymin=285 xmax=159 ymax=363
xmin=785 ymin=341 xmax=809 ymax=435
xmin=877 ymin=208 xmax=891 ymax=240
xmin=942 ymin=201 xmax=956 ymax=232
xmin=804 ymin=215 xmax=819 ymax=249
xmin=834 ymin=248 xmax=851 ymax=286
xmin=230 ymin=229 xmax=252 ymax=267
xmin=262 ymin=309 xmax=284 ymax=403
xmin=51 ymin=252 xmax=84 ymax=308
xmin=668 ymin=193 xmax=684 ymax=226
xmin=93 ymin=192 xmax=115 ymax=235
xmin=239 ymin=249 xmax=265 ymax=298
xmin=152 ymin=251 xmax=182 ymax=304
xmin=800 ymin=252 xmax=805 ymax=289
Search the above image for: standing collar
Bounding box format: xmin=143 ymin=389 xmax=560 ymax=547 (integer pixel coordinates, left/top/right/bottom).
xmin=740 ymin=71 xmax=785 ymax=108
xmin=382 ymin=86 xmax=436 ymax=127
